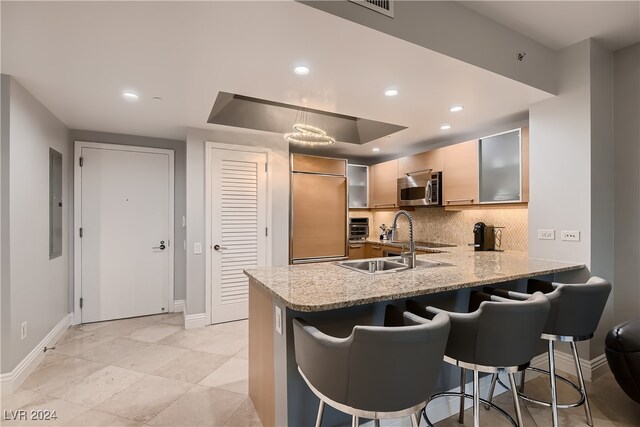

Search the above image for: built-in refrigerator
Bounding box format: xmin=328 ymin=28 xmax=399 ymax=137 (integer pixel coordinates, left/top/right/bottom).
xmin=290 ymin=154 xmax=348 ymax=264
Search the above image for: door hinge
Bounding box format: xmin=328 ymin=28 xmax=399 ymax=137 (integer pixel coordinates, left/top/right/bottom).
xmin=265 ymin=163 xmax=268 ymax=173
xmin=79 ymin=297 xmax=83 ymax=309
xmin=265 ymin=227 xmax=268 ymax=237
xmin=79 ymin=157 xmax=84 ymax=167
xmin=79 ymin=227 xmax=83 ymax=238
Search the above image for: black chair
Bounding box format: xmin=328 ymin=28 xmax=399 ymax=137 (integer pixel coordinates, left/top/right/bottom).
xmin=605 ymin=318 xmax=640 ymax=404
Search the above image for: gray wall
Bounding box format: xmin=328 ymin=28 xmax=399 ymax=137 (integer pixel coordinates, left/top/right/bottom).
xmin=529 ymin=40 xmax=616 ymax=359
xmin=69 ymin=130 xmax=187 ymax=302
xmin=1 ymin=76 xmax=70 ymax=373
xmin=185 ymin=127 xmax=289 ymax=315
xmin=589 ymin=42 xmax=615 ymax=357
xmin=613 ymin=43 xmax=640 ymax=324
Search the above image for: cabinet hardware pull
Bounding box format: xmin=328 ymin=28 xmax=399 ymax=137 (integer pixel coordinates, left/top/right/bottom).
xmin=446 ymin=198 xmax=474 ymax=203
xmin=372 ymin=246 xmax=382 ymax=249
xmin=374 ymin=203 xmax=396 ymax=207
xmin=349 ymin=245 xmax=362 ymax=249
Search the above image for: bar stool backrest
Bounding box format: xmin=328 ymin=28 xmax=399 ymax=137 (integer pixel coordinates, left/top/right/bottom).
xmin=460 ymin=293 xmax=550 ymax=368
xmin=537 ymin=277 xmax=611 ymax=338
xmin=293 ymin=312 xmax=450 ymax=414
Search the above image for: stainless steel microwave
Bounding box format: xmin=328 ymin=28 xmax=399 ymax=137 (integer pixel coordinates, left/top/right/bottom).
xmin=397 ymin=171 xmax=442 ymax=207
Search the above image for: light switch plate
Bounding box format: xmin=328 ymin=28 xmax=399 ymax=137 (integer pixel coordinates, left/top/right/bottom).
xmin=537 ymin=229 xmax=555 ymax=240
xmin=561 ymin=230 xmax=580 ymax=241
xmin=194 ymin=242 xmax=202 ymax=254
xmin=275 ymin=306 xmax=282 ymax=335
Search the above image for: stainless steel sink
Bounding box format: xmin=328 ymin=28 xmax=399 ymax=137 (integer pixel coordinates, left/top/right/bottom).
xmin=387 ymin=257 xmax=454 ymax=269
xmin=337 ymin=257 xmax=454 ymax=274
xmin=337 ymin=259 xmax=408 ymax=274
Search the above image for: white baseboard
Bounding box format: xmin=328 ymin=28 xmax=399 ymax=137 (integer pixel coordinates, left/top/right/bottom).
xmin=184 ymin=313 xmax=206 ymax=330
xmin=553 ymin=349 xmax=608 ymax=382
xmin=0 ymin=314 xmax=71 ymax=394
xmin=172 ymin=299 xmax=185 ymax=313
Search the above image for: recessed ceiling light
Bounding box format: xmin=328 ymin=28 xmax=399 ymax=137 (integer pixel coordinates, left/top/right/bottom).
xmin=384 ymin=89 xmax=398 ymax=97
xmin=449 ymin=105 xmax=464 ymax=112
xmin=294 ymin=66 xmax=310 ymax=75
xmin=372 ymin=147 xmax=381 ymax=152
xmin=122 ymin=91 xmax=139 ymax=101
xmin=440 ymin=123 xmax=452 ymax=130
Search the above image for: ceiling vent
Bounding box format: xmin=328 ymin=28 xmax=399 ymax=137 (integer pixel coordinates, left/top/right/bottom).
xmin=350 ymin=0 xmax=394 ymax=18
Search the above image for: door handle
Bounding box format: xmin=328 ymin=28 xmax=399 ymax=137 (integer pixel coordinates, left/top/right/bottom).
xmin=213 ymin=244 xmax=228 ymax=251
xmin=152 ymin=240 xmax=166 ymax=250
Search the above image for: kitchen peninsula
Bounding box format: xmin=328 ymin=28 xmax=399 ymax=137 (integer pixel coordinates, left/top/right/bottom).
xmin=243 ymin=247 xmax=584 ymax=427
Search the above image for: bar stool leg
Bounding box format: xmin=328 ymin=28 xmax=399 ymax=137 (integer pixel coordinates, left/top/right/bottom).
xmin=410 ymin=412 xmax=420 ymax=427
xmin=315 ymin=400 xmax=324 ymax=427
xmin=485 ymin=374 xmax=498 ymax=409
xmin=352 ymin=415 xmax=359 ymax=427
xmin=472 ymin=370 xmax=480 ymax=427
xmin=519 ymin=369 xmax=526 ymax=393
xmin=571 ymin=341 xmax=594 ymax=427
xmin=508 ymin=373 xmax=524 ymax=426
xmin=458 ymin=367 xmax=466 ymax=424
xmin=374 ymin=419 xmax=380 ymax=427
xmin=548 ymin=340 xmax=559 ymax=427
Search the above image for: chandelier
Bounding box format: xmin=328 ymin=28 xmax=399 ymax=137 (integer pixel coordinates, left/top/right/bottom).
xmin=284 ymin=110 xmax=335 ymax=146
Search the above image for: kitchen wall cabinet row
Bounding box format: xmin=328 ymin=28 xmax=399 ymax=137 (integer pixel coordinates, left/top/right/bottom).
xmin=366 ymin=127 xmax=529 ymax=208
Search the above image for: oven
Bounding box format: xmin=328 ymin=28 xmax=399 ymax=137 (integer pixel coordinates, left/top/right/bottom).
xmin=348 ymin=217 xmax=369 ymax=241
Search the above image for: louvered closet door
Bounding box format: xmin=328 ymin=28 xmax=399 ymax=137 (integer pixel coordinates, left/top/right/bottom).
xmin=210 ymin=149 xmax=267 ymax=324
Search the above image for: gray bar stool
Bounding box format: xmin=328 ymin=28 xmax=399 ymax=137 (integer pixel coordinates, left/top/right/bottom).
xmin=484 ymin=276 xmax=612 ymax=427
xmin=407 ymin=291 xmax=550 ymax=427
xmin=293 ymin=306 xmax=450 ymax=427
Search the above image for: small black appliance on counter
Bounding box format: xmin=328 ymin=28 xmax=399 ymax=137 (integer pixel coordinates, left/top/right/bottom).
xmin=471 ymin=222 xmax=495 ymax=251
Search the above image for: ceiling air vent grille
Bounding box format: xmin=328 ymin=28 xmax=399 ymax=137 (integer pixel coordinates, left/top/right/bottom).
xmin=350 ymin=0 xmax=395 ymax=18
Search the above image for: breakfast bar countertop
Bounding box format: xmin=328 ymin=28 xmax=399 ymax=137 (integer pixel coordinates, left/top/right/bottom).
xmin=243 ymin=247 xmax=585 ymax=312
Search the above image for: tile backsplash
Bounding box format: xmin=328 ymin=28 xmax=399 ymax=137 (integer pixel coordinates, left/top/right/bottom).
xmin=350 ymin=207 xmax=528 ymax=252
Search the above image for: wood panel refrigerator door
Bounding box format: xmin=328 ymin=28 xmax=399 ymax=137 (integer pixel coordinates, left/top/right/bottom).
xmin=291 ymin=174 xmax=347 ymax=261
xmin=211 ymin=149 xmax=267 ymax=324
xmin=81 ymin=147 xmax=171 ymax=323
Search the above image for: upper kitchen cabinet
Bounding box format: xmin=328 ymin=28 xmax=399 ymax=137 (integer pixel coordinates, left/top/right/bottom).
xmin=398 ymin=149 xmax=443 ymax=177
xmin=478 ymin=128 xmax=526 ymax=203
xmin=291 ymin=154 xmax=346 ymax=175
xmin=347 ymin=164 xmax=368 ymax=208
xmin=369 ymin=159 xmax=398 ymax=208
xmin=442 ymin=140 xmax=479 ymax=206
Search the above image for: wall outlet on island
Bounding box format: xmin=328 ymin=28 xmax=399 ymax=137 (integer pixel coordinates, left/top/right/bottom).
xmin=21 ymin=321 xmax=27 ymax=340
xmin=275 ymin=306 xmax=282 ymax=335
xmin=561 ymin=230 xmax=580 ymax=241
xmin=537 ymin=229 xmax=555 ymax=240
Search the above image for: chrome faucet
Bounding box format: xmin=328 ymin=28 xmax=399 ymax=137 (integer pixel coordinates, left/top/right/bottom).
xmin=391 ymin=210 xmax=416 ymax=268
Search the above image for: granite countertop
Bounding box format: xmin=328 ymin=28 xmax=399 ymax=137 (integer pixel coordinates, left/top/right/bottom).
xmin=243 ymin=246 xmax=585 ymax=312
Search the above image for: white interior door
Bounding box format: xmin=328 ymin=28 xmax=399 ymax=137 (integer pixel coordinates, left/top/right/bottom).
xmin=210 ymin=149 xmax=267 ymax=324
xmin=80 ymin=146 xmax=172 ymax=323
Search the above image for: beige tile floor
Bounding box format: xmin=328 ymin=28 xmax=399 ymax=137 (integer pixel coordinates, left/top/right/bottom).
xmin=1 ymin=314 xmax=259 ymax=427
xmin=2 ymin=313 xmax=639 ymax=426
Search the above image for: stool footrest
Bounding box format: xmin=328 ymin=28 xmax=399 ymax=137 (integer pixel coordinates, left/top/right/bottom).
xmin=422 ymin=391 xmax=518 ymax=427
xmin=496 ymin=367 xmax=586 ymax=409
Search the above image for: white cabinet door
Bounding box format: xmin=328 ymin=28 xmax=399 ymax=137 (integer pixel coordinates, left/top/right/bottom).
xmin=210 ymin=149 xmax=267 ymax=324
xmin=80 ymin=146 xmax=172 ymax=323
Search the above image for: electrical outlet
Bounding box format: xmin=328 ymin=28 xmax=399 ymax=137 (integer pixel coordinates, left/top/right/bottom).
xmin=561 ymin=230 xmax=580 ymax=241
xmin=275 ymin=306 xmax=282 ymax=335
xmin=537 ymin=229 xmax=555 ymax=240
xmin=194 ymin=242 xmax=202 ymax=254
xmin=21 ymin=321 xmax=27 ymax=340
